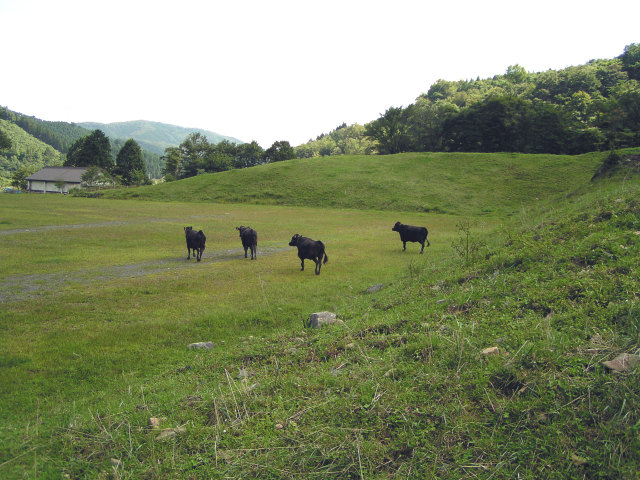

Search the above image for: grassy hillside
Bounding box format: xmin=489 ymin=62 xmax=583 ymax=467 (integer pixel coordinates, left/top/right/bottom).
xmin=1 ymin=151 xmax=639 ymax=478
xmin=98 ymin=151 xmax=612 ymax=217
xmin=79 ymin=120 xmax=244 ymax=156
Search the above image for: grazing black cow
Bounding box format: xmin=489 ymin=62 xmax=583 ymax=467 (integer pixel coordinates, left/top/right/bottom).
xmin=236 ymin=226 xmax=258 ymax=260
xmin=288 ymin=234 xmax=328 ymax=275
xmin=184 ymin=226 xmax=206 ymax=261
xmin=392 ymin=221 xmax=430 ymax=253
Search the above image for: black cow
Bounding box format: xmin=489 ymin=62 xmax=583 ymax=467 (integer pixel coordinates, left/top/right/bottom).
xmin=392 ymin=221 xmax=430 ymax=253
xmin=184 ymin=226 xmax=206 ymax=261
xmin=236 ymin=226 xmax=258 ymax=260
xmin=288 ymin=234 xmax=328 ymax=275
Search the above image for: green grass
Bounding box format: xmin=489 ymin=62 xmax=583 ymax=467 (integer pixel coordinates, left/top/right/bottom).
xmin=97 ymin=151 xmax=608 ymax=217
xmin=1 ymin=150 xmax=639 ymax=479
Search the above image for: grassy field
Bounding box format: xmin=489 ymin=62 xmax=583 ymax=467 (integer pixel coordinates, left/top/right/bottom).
xmin=1 ymin=150 xmax=639 ymax=479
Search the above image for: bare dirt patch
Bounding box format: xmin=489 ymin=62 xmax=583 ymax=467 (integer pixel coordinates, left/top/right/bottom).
xmin=0 ymin=246 xmax=288 ymax=302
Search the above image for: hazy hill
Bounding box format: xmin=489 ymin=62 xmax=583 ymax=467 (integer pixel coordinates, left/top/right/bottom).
xmin=78 ymin=120 xmax=244 ymax=155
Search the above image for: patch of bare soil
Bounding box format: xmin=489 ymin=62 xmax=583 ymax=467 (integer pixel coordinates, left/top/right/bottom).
xmin=0 ymin=246 xmax=288 ymax=302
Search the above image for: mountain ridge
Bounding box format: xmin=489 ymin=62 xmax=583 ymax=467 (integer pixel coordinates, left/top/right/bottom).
xmin=78 ymin=120 xmax=244 ymax=155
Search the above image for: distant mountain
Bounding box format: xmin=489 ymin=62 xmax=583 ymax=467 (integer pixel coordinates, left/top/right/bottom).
xmin=78 ymin=120 xmax=244 ymax=156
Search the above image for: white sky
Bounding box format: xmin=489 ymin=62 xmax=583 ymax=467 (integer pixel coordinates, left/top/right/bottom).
xmin=2 ymin=0 xmax=639 ymax=148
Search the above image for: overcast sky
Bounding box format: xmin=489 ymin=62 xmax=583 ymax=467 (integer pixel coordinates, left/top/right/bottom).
xmin=2 ymin=0 xmax=638 ymax=148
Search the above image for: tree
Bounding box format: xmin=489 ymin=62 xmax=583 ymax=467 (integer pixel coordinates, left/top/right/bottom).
xmin=505 ymin=64 xmax=528 ymax=84
xmin=10 ymin=166 xmax=36 ymax=190
xmin=620 ymin=43 xmax=640 ymax=81
xmin=81 ymin=166 xmax=115 ymax=188
xmin=53 ymin=179 xmax=66 ymax=193
xmin=115 ymin=139 xmax=146 ymax=185
xmin=234 ymin=141 xmax=265 ymax=168
xmin=64 ymin=129 xmax=113 ymax=170
xmin=0 ymin=128 xmax=11 ymax=150
xmin=364 ymin=107 xmax=411 ymax=154
xmin=161 ymin=147 xmax=182 ymax=180
xmin=179 ymin=132 xmax=211 ymax=177
xmin=264 ymin=141 xmax=296 ymax=163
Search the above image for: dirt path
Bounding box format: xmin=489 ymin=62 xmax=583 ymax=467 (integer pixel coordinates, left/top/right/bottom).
xmin=0 ymin=214 xmax=228 ymax=236
xmin=0 ymin=246 xmax=288 ymax=303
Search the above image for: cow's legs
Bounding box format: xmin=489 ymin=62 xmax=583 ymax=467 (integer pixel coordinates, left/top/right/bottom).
xmin=420 ymin=241 xmax=424 ymax=254
xmin=251 ymin=246 xmax=256 ymax=260
xmin=300 ymin=258 xmax=305 ymax=271
xmin=315 ymin=258 xmax=321 ymax=275
xmin=402 ymin=241 xmax=406 ymax=251
xmin=187 ymin=248 xmax=191 ymax=260
xmin=244 ymin=246 xmax=248 ymax=258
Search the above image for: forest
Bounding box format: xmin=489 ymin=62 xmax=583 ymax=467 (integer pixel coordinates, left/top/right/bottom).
xmin=296 ymin=43 xmax=640 ymax=157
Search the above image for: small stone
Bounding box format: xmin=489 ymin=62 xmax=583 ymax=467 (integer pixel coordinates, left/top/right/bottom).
xmin=366 ymin=283 xmax=383 ymax=293
xmin=345 ymin=343 xmax=356 ymax=349
xmin=275 ymin=423 xmax=284 ymax=430
xmin=308 ymin=311 xmax=343 ymax=328
xmin=602 ymin=353 xmax=640 ymax=373
xmin=110 ymin=458 xmax=123 ymax=468
xmin=481 ymin=346 xmax=500 ymax=356
xmin=288 ymin=347 xmax=298 ymax=354
xmin=148 ymin=417 xmax=162 ymax=429
xmin=436 ymin=299 xmax=447 ymax=304
xmin=155 ymin=426 xmax=186 ymax=441
xmin=384 ymin=369 xmax=395 ymax=377
xmin=188 ymin=341 xmax=215 ymax=350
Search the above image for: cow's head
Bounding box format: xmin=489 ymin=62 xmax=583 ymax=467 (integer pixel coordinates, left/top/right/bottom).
xmin=184 ymin=226 xmax=193 ymax=235
xmin=289 ymin=234 xmax=301 ymax=246
xmin=236 ymin=226 xmax=247 ymax=235
xmin=392 ymin=222 xmax=402 ymax=232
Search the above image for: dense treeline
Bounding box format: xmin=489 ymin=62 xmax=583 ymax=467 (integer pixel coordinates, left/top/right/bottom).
xmin=294 ymin=123 xmax=376 ymax=158
xmin=162 ymin=134 xmax=295 ymax=180
xmin=64 ymin=130 xmax=150 ymax=186
xmin=297 ymin=44 xmax=640 ymax=156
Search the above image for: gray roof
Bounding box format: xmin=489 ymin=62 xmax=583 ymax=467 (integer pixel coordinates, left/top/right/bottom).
xmin=26 ymin=167 xmax=89 ymax=183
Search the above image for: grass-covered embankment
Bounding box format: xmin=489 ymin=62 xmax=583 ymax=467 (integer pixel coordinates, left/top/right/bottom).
xmin=98 ymin=151 xmax=606 ymax=217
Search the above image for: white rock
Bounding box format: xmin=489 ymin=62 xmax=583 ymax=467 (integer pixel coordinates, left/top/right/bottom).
xmin=188 ymin=341 xmax=215 ymax=350
xmin=308 ymin=311 xmax=343 ymax=328
xmin=481 ymin=346 xmax=500 ymax=356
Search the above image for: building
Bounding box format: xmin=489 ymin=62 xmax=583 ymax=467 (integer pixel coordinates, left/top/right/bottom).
xmin=25 ymin=167 xmax=89 ymax=193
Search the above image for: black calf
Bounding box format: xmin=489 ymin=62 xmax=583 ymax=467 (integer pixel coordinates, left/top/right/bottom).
xmin=236 ymin=226 xmax=258 ymax=260
xmin=392 ymin=221 xmax=430 ymax=254
xmin=288 ymin=234 xmax=328 ymax=275
xmin=184 ymin=226 xmax=206 ymax=261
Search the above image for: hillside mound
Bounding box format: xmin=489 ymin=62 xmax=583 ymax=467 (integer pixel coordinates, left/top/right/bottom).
xmin=97 ymin=151 xmax=608 ymax=217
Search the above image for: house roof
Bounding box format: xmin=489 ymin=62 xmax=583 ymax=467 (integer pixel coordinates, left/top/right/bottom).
xmin=26 ymin=167 xmax=89 ymax=183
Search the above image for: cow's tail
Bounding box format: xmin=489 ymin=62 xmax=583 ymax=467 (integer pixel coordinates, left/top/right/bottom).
xmin=320 ymin=241 xmax=328 ymax=264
